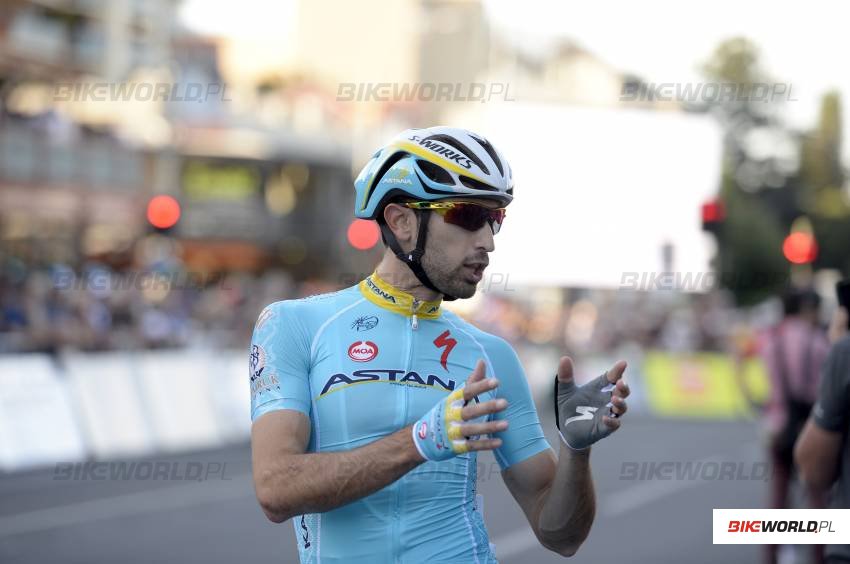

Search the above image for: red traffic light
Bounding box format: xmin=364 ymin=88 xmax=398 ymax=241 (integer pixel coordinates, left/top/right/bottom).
xmin=701 ymin=200 xmax=725 ymax=224
xmin=782 ymin=232 xmax=817 ymax=264
xmin=147 ymin=195 xmax=181 ymax=229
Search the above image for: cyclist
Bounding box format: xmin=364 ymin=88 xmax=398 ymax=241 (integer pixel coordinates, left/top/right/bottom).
xmin=249 ymin=126 xmax=630 ymax=563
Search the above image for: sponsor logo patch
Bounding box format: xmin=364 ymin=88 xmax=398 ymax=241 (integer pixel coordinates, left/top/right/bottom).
xmin=348 ymin=341 xmax=379 ymax=362
xmin=249 ymin=344 xmax=280 ymax=399
xmin=433 ymin=330 xmax=457 ymax=371
xmin=319 ymin=368 xmax=456 ymax=396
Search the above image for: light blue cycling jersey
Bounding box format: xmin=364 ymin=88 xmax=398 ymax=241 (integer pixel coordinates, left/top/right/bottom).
xmin=249 ymin=271 xmax=552 ymax=564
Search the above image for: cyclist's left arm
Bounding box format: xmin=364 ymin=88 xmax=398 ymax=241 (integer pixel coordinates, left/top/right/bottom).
xmin=481 ymin=341 xmax=568 ymax=555
xmin=493 ymin=345 xmax=627 ymax=557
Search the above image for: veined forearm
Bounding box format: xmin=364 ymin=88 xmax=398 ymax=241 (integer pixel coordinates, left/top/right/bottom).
xmin=257 ymin=425 xmax=424 ymax=522
xmin=536 ymin=443 xmax=596 ymax=555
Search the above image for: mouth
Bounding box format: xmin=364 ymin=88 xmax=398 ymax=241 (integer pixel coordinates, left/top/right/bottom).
xmin=463 ymin=262 xmax=487 ymax=283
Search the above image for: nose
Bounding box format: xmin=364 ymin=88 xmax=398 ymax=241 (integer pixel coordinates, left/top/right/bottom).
xmin=474 ymin=223 xmax=495 ymax=253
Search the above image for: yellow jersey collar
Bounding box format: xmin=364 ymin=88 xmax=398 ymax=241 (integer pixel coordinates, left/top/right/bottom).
xmin=358 ymin=271 xmax=442 ymax=318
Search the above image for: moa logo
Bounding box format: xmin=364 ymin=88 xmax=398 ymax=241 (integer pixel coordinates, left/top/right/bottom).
xmin=348 ymin=341 xmax=379 ymax=362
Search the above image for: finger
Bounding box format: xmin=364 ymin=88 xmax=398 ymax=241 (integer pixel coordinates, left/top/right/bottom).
xmin=602 ymin=415 xmax=621 ymax=430
xmin=466 ymin=359 xmax=486 ymax=384
xmin=464 ymin=376 xmax=500 ymax=400
xmin=464 ymin=437 xmax=503 ymax=452
xmin=460 ymin=420 xmax=508 ymax=436
xmin=614 ymin=379 xmax=630 ymax=398
xmin=463 ymin=360 xmax=489 ymax=401
xmin=605 ymin=360 xmax=627 ymax=385
xmin=610 ymin=396 xmax=628 ymax=416
xmin=556 ymin=355 xmax=574 ymax=384
xmin=462 ymin=398 xmax=508 ymax=420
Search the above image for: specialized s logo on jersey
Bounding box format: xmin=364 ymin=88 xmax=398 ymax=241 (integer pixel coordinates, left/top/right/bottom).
xmin=249 ymin=344 xmax=280 ymax=400
xmin=433 ymin=330 xmax=457 ymax=371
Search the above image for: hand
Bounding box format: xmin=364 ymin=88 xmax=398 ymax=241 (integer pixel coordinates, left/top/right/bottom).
xmin=554 ymin=356 xmax=629 ymax=451
xmin=411 ymin=359 xmax=509 ymax=462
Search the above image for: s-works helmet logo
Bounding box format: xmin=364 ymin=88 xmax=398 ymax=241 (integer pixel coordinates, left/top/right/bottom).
xmin=348 ymin=341 xmax=379 ymax=362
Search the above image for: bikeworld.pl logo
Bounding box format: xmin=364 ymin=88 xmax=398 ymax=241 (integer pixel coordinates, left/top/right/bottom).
xmin=713 ymin=509 xmax=849 ymax=544
xmin=727 ymin=520 xmax=835 ymax=534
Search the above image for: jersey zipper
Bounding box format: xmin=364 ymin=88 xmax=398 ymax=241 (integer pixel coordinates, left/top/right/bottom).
xmin=411 ymin=298 xmax=420 ymax=330
xmin=392 ymin=298 xmax=419 ymax=561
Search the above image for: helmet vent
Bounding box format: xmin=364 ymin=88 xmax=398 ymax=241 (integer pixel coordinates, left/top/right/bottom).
xmin=469 ymin=135 xmax=504 ymax=177
xmin=416 ymin=159 xmax=454 ymax=185
xmin=426 ymin=134 xmax=489 ymax=175
xmin=370 ymin=151 xmax=408 ymax=191
xmin=459 ymin=175 xmax=498 ymax=193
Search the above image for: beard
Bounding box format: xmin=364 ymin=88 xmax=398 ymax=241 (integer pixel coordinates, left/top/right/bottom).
xmin=420 ymin=249 xmax=479 ymax=299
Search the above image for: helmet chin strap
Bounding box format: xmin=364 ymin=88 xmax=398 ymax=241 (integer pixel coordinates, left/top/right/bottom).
xmin=378 ymin=209 xmax=458 ymax=302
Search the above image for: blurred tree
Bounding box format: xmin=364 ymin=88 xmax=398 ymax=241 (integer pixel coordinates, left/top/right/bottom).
xmin=700 ymin=37 xmax=794 ymax=304
xmin=800 ymin=92 xmax=850 ymax=273
xmin=716 ymin=159 xmax=788 ymax=304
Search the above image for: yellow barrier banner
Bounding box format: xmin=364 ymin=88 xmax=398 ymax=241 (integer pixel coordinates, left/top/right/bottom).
xmin=643 ymin=351 xmax=769 ymax=419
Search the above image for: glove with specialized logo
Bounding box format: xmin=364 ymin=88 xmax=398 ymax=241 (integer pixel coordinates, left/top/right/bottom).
xmin=412 ymin=388 xmax=484 ymax=461
xmin=554 ymin=368 xmax=620 ymax=451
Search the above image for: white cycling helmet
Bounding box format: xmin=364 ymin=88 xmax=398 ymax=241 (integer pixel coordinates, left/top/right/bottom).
xmin=354 ymin=126 xmax=513 ymax=219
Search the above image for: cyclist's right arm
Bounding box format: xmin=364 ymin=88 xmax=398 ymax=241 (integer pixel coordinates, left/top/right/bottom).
xmin=252 ymin=410 xmax=424 ymax=523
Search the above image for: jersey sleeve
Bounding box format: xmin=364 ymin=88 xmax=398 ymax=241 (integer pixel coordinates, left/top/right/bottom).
xmin=249 ymin=301 xmax=312 ymax=421
xmin=813 ymin=336 xmax=850 ymax=433
xmin=488 ymin=338 xmax=553 ymax=470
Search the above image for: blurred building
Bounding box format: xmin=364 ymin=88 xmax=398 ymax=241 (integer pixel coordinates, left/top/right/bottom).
xmin=0 ymin=0 xmax=176 ymax=80
xmin=0 ymin=0 xmax=180 ymax=273
xmin=0 ymin=0 xmax=360 ymax=281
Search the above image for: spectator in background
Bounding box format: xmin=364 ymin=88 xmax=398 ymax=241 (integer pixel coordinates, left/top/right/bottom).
xmin=759 ymin=289 xmax=830 ymax=564
xmin=795 ymin=306 xmax=850 ymax=564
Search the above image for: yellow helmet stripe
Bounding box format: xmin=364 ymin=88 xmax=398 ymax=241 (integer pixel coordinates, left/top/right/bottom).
xmin=390 ymin=140 xmax=491 ymax=186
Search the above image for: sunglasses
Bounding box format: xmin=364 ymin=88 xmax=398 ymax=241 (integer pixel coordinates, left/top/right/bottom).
xmin=403 ymin=201 xmax=507 ymax=234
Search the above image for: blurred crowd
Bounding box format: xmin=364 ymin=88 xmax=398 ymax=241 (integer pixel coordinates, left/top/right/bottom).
xmin=0 ymin=254 xmax=781 ymax=358
xmin=470 ymin=287 xmax=754 ymax=355
xmin=0 ymin=260 xmax=296 ymax=354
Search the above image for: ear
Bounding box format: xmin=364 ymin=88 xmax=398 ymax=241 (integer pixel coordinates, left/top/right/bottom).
xmin=382 ymin=203 xmax=418 ymax=246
